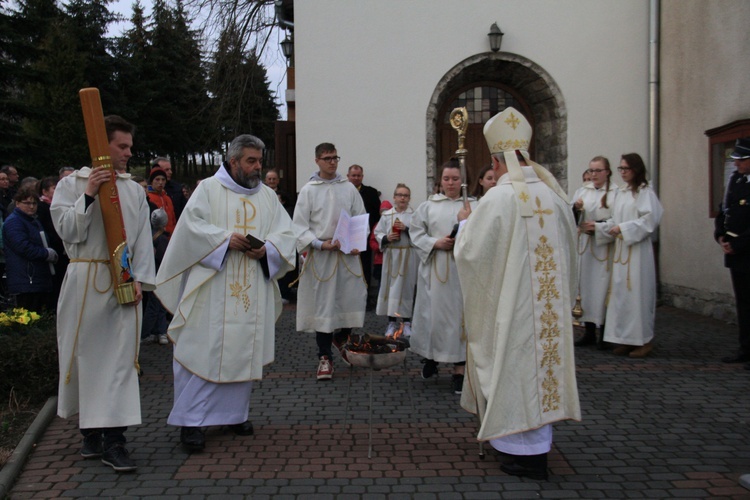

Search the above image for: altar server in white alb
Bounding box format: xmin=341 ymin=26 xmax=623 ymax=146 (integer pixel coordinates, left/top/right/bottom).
xmin=455 ymin=107 xmax=581 ymax=480
xmin=409 ymin=159 xmax=477 ymax=394
xmin=293 ymin=142 xmax=367 ymax=381
xmin=52 ymin=115 xmax=155 ymax=473
xmin=374 ymin=183 xmax=418 ymax=337
xmin=573 ymin=156 xmax=618 ymax=348
xmin=155 ymin=134 xmax=295 ymax=452
xmin=598 ymin=153 xmax=663 ymax=358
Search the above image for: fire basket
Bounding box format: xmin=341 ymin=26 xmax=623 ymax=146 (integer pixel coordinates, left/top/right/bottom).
xmin=342 ymin=327 xmax=413 ymax=458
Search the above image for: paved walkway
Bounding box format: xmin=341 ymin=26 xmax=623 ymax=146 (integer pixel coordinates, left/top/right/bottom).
xmin=7 ymin=305 xmax=750 ymax=498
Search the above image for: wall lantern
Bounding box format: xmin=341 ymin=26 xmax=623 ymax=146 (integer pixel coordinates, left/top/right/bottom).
xmin=488 ymin=23 xmax=504 ymax=52
xmin=280 ymin=35 xmax=294 ymax=61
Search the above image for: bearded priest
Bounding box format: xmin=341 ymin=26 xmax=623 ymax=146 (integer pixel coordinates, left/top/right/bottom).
xmin=155 ymin=134 xmax=296 ymax=451
xmin=454 ymin=108 xmax=581 ymax=480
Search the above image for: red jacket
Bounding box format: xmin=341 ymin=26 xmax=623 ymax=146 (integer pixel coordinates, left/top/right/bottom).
xmin=147 ymin=189 xmax=176 ymax=235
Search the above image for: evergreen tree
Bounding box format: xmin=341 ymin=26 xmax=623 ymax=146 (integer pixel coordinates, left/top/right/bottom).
xmin=20 ymin=0 xmax=118 ymax=173
xmin=207 ymin=18 xmax=278 ymax=156
xmin=0 ymin=0 xmax=60 ymax=167
xmin=112 ymin=0 xmax=153 ymax=167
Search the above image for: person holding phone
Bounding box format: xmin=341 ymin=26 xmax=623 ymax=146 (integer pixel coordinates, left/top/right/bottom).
xmin=155 ymin=134 xmax=295 ymax=452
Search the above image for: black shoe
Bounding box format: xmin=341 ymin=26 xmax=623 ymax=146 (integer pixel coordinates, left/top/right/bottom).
xmin=80 ymin=432 xmax=103 ymax=458
xmin=722 ymin=353 xmax=750 ymax=363
xmin=421 ymin=359 xmax=438 ymax=379
xmin=574 ymin=323 xmax=596 ymax=347
xmin=180 ymin=427 xmax=205 ymax=451
xmin=744 ymin=362 xmax=750 ymax=371
xmin=101 ymin=444 xmax=137 ymax=472
xmin=452 ymin=374 xmax=464 ymax=394
xmin=500 ymin=461 xmax=548 ymax=480
xmin=229 ymin=420 xmax=254 ymax=436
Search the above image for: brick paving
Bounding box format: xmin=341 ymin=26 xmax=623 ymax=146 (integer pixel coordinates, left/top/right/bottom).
xmin=7 ymin=304 xmax=750 ymax=498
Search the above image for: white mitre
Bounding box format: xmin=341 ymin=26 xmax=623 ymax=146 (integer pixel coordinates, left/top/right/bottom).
xmin=483 ymin=107 xmax=568 ymax=217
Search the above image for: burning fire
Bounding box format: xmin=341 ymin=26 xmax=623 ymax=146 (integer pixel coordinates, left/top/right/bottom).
xmin=346 ymin=332 xmax=408 ymax=354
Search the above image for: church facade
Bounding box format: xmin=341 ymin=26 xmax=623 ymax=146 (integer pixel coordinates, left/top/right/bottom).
xmin=282 ymin=0 xmax=750 ymax=323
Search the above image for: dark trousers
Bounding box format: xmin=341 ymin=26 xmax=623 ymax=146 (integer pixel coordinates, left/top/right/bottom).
xmin=730 ymin=268 xmax=750 ymax=355
xmin=15 ymin=292 xmax=55 ymax=313
xmin=141 ymin=291 xmax=167 ymax=339
xmin=81 ymin=427 xmax=127 ymax=449
xmin=316 ymin=329 xmax=351 ymax=359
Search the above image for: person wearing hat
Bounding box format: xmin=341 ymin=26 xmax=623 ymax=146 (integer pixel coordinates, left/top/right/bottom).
xmin=147 ymin=167 xmax=177 ymax=235
xmin=716 ymin=137 xmax=750 ymax=368
xmin=454 ymin=107 xmax=580 ymax=480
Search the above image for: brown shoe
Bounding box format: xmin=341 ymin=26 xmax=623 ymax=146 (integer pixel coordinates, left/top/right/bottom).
xmin=629 ymin=342 xmax=653 ymax=358
xmin=612 ymin=345 xmax=636 ymax=356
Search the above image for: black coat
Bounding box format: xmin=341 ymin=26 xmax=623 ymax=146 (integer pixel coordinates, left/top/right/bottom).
xmin=358 ymin=184 xmax=381 ymax=230
xmin=715 ymin=170 xmax=750 ymax=272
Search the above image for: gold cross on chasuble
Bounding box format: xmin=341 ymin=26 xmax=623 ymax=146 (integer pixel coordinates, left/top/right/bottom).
xmin=234 ymin=198 xmax=257 ymax=234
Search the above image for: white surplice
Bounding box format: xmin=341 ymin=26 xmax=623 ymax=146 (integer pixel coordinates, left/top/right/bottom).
xmin=598 ymin=184 xmax=663 ymax=346
xmin=293 ymin=174 xmax=367 ymax=333
xmin=52 ymin=168 xmax=156 ymax=428
xmin=572 ymin=182 xmax=618 ymax=325
xmin=374 ymin=207 xmax=418 ymax=318
xmin=455 ymin=167 xmax=581 ymax=443
xmin=409 ymin=194 xmax=476 ymax=363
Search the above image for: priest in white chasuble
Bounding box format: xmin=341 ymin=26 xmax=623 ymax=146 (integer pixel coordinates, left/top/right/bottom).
xmin=155 ymin=134 xmax=295 ymax=452
xmin=455 ymin=108 xmax=581 ymax=481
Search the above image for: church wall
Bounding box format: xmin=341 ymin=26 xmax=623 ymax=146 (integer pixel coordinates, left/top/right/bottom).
xmin=293 ymin=0 xmax=650 ymax=205
xmin=658 ymin=0 xmax=750 ymax=322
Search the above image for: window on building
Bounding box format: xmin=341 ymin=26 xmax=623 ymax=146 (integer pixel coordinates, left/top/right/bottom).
xmin=705 ymin=119 xmax=750 ymax=218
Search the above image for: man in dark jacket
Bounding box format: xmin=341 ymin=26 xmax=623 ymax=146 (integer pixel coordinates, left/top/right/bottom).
xmin=716 ymin=137 xmax=750 ymax=368
xmin=347 ymin=164 xmax=380 ymax=304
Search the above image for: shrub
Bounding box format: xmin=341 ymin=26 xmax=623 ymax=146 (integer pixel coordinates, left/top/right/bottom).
xmin=0 ymin=309 xmax=59 ymax=405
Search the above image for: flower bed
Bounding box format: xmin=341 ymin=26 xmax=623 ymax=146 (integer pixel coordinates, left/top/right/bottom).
xmin=0 ymin=309 xmax=58 ymax=467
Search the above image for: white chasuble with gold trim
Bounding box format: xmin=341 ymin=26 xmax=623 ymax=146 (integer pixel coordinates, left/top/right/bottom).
xmin=156 ymin=175 xmax=295 ymax=383
xmin=455 ymin=167 xmax=581 ymax=441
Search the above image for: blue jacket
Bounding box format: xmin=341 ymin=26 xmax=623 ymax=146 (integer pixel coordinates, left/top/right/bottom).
xmin=2 ymin=208 xmax=53 ymax=294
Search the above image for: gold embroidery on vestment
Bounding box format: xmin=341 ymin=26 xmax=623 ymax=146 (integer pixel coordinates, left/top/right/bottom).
xmin=533 ymin=201 xmax=562 ymax=412
xmin=534 ymin=197 xmax=553 ymax=228
xmin=229 ymin=198 xmax=258 ymax=314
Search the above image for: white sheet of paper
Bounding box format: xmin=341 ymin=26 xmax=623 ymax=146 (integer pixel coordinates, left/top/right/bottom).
xmin=332 ymin=209 xmax=369 ymax=254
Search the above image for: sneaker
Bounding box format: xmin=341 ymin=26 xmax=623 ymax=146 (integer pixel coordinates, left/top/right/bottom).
xmin=140 ymin=334 xmax=156 ymax=345
xmin=317 ymin=355 xmax=333 ymax=380
xmin=158 ymin=334 xmax=169 ymax=345
xmin=80 ymin=432 xmax=103 ymax=458
xmin=452 ymin=374 xmax=464 ymax=395
xmin=101 ymin=444 xmax=137 ymax=472
xmin=421 ymin=359 xmax=438 ymax=379
xmin=403 ymin=322 xmax=412 ymax=337
xmin=332 ymin=332 xmax=350 ymax=366
xmin=384 ymin=322 xmax=398 ymax=337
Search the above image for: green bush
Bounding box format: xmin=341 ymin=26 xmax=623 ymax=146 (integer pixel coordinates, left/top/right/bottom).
xmin=0 ymin=311 xmax=59 ymax=406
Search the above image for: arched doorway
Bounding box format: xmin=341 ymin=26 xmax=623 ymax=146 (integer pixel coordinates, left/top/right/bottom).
xmin=426 ymin=52 xmax=568 ymax=197
xmin=437 ymin=83 xmax=535 ymax=192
